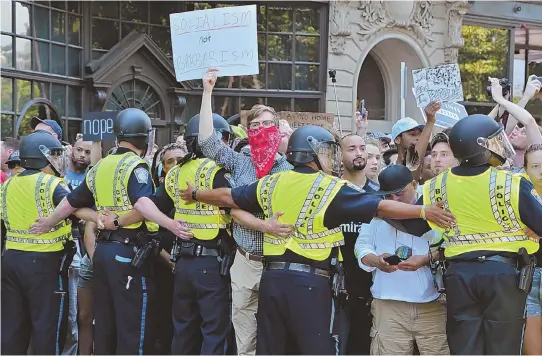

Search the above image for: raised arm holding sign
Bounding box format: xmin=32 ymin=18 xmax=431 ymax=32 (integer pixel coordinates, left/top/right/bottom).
xmin=170 ymin=5 xmax=259 ymax=82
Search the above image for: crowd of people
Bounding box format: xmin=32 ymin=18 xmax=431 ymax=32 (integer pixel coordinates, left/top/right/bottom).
xmin=1 ymin=69 xmax=541 ymax=356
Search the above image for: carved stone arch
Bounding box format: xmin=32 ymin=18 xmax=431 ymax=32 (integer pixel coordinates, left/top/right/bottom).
xmin=85 ymin=31 xmax=188 ymax=146
xmin=348 ymin=31 xmax=431 ymax=132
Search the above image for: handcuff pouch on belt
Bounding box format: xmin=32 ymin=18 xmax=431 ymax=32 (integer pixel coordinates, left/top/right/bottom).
xmin=59 ymin=239 xmax=77 ymax=276
xmin=170 ymin=237 xmax=234 ymax=276
xmin=518 ymin=247 xmax=536 ymax=293
xmin=330 ymin=247 xmax=346 ymax=299
xmin=131 ymin=231 xmax=161 ymax=268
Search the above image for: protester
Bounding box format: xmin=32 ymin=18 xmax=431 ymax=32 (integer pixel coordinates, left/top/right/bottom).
xmin=355 ymin=165 xmax=448 ymax=355
xmin=363 ymin=138 xmax=383 ymax=191
xmin=523 ymin=143 xmax=542 ymax=355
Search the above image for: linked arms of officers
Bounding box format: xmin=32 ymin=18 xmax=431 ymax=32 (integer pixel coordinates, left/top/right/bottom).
xmin=180 ymin=184 xmax=456 ymax=229
xmin=133 ymin=197 xmax=193 ymax=239
xmin=29 ymin=198 xmax=102 ymax=234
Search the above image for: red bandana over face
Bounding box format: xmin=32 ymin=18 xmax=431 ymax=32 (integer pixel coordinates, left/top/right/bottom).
xmin=248 ymin=125 xmax=282 ymax=178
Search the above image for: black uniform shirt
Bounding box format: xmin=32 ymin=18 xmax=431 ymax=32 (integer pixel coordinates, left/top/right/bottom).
xmin=151 ymin=165 xmax=233 ymax=248
xmin=231 ymin=166 xmax=382 ymax=268
xmin=67 ymin=148 xmax=154 ymax=209
xmin=340 ymin=180 xmax=378 ymax=298
xmin=402 ymin=165 xmax=542 ymax=258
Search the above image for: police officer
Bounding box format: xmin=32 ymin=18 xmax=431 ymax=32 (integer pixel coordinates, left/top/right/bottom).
xmin=180 ymin=125 xmax=455 ymax=354
xmin=29 ymin=108 xmax=163 ymax=354
xmin=1 ymin=131 xmax=80 ymax=354
xmin=422 ymin=114 xmax=542 ymax=354
xmin=6 ymin=150 xmax=24 ymax=176
xmin=134 ymin=113 xmax=235 ymax=355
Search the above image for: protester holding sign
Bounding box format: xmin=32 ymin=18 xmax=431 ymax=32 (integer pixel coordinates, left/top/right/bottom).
xmin=197 ymin=68 xmax=293 ymax=355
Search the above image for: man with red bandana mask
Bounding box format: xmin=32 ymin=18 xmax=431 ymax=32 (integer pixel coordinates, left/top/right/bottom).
xmin=198 ymin=68 xmax=293 ymax=355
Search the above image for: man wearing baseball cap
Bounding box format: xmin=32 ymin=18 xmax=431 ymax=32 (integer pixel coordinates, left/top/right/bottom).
xmin=31 ymin=116 xmax=64 ymax=141
xmin=367 ymin=132 xmax=392 ymax=153
xmin=391 ymin=103 xmax=440 ymax=179
xmin=355 ymin=164 xmax=448 ymax=355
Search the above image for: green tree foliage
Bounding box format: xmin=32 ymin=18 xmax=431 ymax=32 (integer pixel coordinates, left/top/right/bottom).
xmin=458 ymin=25 xmax=509 ymax=103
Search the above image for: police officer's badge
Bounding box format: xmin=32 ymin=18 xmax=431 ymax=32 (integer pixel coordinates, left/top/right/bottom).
xmin=532 ymin=188 xmax=542 ymax=206
xmin=134 ymin=167 xmax=149 ymax=184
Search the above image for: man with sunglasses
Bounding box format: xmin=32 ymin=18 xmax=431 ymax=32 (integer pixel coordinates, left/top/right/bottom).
xmin=355 ymin=164 xmax=449 ymax=355
xmin=421 ymin=79 xmax=542 ymax=355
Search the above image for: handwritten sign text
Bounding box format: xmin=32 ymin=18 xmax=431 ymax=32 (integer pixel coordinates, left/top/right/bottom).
xmin=170 ymin=5 xmax=258 ymax=82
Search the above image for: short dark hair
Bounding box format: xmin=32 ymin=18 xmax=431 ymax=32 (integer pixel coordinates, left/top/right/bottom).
xmin=524 ymin=144 xmax=542 ymax=167
xmin=2 ymin=137 xmax=19 ymax=151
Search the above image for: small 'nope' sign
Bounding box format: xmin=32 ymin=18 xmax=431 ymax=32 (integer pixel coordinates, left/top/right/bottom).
xmin=83 ymin=111 xmax=119 ymax=141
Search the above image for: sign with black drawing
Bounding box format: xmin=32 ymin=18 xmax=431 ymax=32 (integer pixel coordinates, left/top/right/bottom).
xmin=412 ymin=64 xmax=464 ymax=108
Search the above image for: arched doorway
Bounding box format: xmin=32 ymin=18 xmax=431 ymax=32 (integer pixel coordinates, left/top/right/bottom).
xmin=14 ymin=98 xmax=62 ymax=139
xmin=357 ymin=54 xmax=386 ymax=120
xmin=354 ymin=36 xmax=429 ymax=133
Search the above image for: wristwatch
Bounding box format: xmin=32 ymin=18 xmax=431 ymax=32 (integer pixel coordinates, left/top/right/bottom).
xmin=113 ymin=215 xmax=121 ymax=229
xmin=192 ymin=189 xmax=198 ymax=201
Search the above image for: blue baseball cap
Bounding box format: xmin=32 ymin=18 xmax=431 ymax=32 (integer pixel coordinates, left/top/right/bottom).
xmin=391 ymin=117 xmax=424 ymax=141
xmin=30 ymin=117 xmax=63 ymax=140
xmin=367 ymin=132 xmax=392 ymax=143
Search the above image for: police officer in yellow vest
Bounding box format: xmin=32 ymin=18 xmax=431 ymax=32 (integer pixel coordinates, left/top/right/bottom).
xmin=29 ymin=108 xmax=161 ymax=354
xmin=179 ymin=125 xmax=456 ymax=354
xmin=134 ymin=113 xmax=235 ymax=355
xmin=1 ymin=131 xmax=77 ymax=354
xmin=421 ymin=114 xmax=542 ymax=355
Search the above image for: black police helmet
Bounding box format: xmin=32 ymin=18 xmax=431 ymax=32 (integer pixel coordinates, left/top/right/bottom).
xmin=19 ymin=131 xmax=63 ymax=170
xmin=184 ymin=113 xmax=231 ymax=156
xmin=6 ymin=150 xmax=20 ymax=165
xmin=185 ymin=113 xmax=232 ymax=138
xmin=114 ymin=108 xmax=152 ymax=150
xmin=449 ymin=114 xmax=503 ymax=167
xmin=286 ymin=125 xmax=335 ymax=165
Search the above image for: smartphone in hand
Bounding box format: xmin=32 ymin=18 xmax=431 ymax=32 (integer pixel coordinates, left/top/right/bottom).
xmin=383 ymin=255 xmax=401 ymax=265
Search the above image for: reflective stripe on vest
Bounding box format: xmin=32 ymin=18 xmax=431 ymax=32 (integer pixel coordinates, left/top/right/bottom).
xmin=257 ymin=171 xmax=345 ymax=261
xmin=2 ymin=173 xmax=72 ymax=252
xmin=166 ymin=158 xmax=231 ymax=240
xmin=423 ymin=168 xmax=537 ymax=256
xmin=87 ymin=152 xmax=159 ymax=232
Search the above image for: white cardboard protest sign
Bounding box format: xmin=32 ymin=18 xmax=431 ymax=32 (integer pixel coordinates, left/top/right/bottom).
xmin=170 ymin=5 xmax=259 ymax=82
xmin=412 ymin=64 xmax=464 ymax=108
xmin=413 ymin=87 xmax=468 ymax=128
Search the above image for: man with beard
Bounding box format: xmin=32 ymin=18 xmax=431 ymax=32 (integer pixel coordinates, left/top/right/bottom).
xmin=337 ymin=134 xmax=375 ymax=354
xmin=65 ymin=138 xmax=92 ymax=189
xmin=62 ymin=137 xmax=92 ymax=355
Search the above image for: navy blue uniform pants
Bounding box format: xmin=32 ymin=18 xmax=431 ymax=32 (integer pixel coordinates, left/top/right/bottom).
xmin=171 ymin=256 xmax=231 ymax=355
xmin=1 ymin=249 xmax=69 ymax=355
xmin=444 ymin=260 xmax=527 ymax=355
xmin=256 ymin=269 xmax=336 ymax=355
xmin=92 ymin=242 xmax=156 ymax=355
xmin=152 ymin=260 xmax=174 ymax=355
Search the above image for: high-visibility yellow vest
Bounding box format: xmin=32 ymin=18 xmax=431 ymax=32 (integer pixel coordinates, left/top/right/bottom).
xmin=0 ymin=173 xmax=72 ymax=252
xmin=423 ymin=167 xmax=539 ymax=257
xmin=86 ymin=151 xmax=158 ymax=232
xmin=165 ymin=158 xmax=231 ymax=240
xmin=231 ymin=125 xmax=247 ymax=139
xmin=256 ymin=171 xmax=345 ymax=261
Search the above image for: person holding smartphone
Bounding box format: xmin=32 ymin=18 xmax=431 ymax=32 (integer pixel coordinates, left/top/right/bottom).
xmin=354 ymin=165 xmax=448 ymax=355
